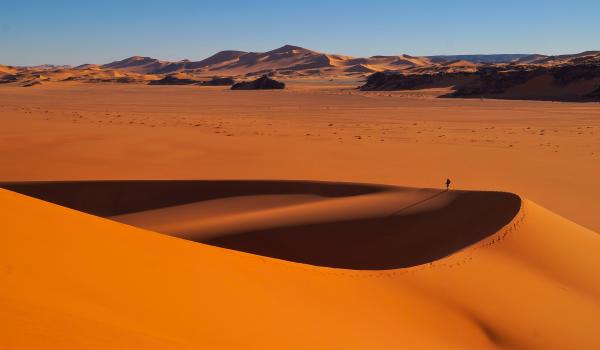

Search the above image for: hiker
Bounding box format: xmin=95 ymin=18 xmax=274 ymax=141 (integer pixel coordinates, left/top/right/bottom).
xmin=445 ymin=178 xmax=451 ymax=190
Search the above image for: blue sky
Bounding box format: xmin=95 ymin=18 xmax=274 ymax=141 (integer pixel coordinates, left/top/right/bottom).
xmin=1 ymin=0 xmax=598 ymax=65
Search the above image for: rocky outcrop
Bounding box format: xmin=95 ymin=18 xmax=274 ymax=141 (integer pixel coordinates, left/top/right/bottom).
xmin=448 ymin=64 xmax=600 ymax=98
xmin=447 ymin=67 xmax=545 ymax=97
xmin=0 ymin=74 xmax=19 ymax=84
xmin=360 ymin=71 xmax=467 ymax=90
xmin=22 ymin=80 xmax=42 ymax=87
xmin=552 ymin=64 xmax=600 ymax=86
xmin=585 ymin=85 xmax=600 ymax=100
xmin=148 ymin=75 xmax=198 ymax=85
xmin=361 ymin=63 xmax=600 ymax=101
xmin=200 ymin=77 xmax=235 ymax=86
xmin=231 ymin=76 xmax=285 ymax=90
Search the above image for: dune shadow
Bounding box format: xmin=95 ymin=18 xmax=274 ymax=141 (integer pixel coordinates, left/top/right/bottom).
xmin=0 ymin=180 xmax=385 ymax=216
xmin=0 ymin=180 xmax=521 ymax=270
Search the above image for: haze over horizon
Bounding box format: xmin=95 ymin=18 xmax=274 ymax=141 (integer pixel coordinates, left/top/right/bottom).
xmin=1 ymin=0 xmax=599 ymax=66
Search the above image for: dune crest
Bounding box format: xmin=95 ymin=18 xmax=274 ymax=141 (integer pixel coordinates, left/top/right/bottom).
xmin=0 ymin=181 xmax=599 ymax=349
xmin=2 ymin=180 xmax=520 ymax=269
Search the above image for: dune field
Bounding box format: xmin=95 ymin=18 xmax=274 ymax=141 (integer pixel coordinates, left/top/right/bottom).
xmin=1 ymin=81 xmax=600 ymax=349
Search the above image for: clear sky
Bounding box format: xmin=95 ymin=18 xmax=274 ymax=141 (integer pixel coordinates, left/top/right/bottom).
xmin=1 ymin=0 xmax=599 ymax=66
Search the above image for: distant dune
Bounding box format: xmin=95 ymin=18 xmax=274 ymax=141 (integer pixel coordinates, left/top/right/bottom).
xmin=1 ymin=45 xmax=599 ymax=101
xmin=1 ymin=180 xmax=599 ymax=349
xmin=0 ymin=64 xmax=17 ymax=74
xmin=0 ymin=45 xmax=438 ymax=85
xmin=427 ymin=54 xmax=531 ymax=64
xmin=101 ymin=56 xmax=171 ymax=74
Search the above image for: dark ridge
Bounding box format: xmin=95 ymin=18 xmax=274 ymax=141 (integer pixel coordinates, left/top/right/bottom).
xmin=427 ymin=54 xmax=531 ymax=64
xmin=360 ymin=71 xmax=473 ymax=91
xmin=231 ymin=76 xmax=285 ymax=90
xmin=199 ymin=77 xmax=235 ymax=86
xmin=0 ymin=180 xmax=385 ymax=217
xmin=361 ymin=63 xmax=600 ymax=101
xmin=148 ymin=75 xmax=199 ymax=85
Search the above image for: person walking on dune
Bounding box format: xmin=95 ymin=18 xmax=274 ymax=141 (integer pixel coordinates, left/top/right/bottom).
xmin=445 ymin=178 xmax=451 ymax=190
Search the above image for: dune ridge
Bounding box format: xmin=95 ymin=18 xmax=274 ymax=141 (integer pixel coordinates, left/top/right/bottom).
xmin=1 ymin=183 xmax=599 ymax=349
xmin=2 ymin=180 xmax=520 ymax=269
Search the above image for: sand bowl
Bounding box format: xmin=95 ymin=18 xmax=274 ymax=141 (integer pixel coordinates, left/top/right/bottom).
xmin=1 ymin=181 xmax=599 ymax=350
xmin=1 ymin=180 xmax=520 ymax=269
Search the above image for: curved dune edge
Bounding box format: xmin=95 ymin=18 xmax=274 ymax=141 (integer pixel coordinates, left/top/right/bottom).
xmin=1 ymin=180 xmax=520 ymax=269
xmin=1 ymin=188 xmax=600 ymax=350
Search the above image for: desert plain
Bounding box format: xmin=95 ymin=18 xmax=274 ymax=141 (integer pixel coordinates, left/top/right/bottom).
xmin=1 ymin=82 xmax=599 ymax=230
xmin=1 ymin=79 xmax=600 ymax=349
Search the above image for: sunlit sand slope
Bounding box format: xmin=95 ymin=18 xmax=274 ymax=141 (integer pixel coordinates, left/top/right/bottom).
xmin=1 ymin=183 xmax=599 ymax=350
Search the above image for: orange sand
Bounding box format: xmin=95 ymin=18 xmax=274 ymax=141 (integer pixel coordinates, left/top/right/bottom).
xmin=1 ymin=82 xmax=599 ymax=349
xmin=0 ymin=83 xmax=599 ymax=231
xmin=1 ymin=184 xmax=599 ymax=349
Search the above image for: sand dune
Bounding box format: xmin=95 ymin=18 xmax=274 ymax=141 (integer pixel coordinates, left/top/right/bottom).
xmin=2 ymin=180 xmax=520 ymax=269
xmin=3 ymin=47 xmax=598 ymax=102
xmin=8 ymin=45 xmax=437 ymax=81
xmin=0 ymin=66 xmax=158 ymax=86
xmin=101 ymin=56 xmax=172 ymax=74
xmin=1 ymin=82 xmax=598 ymax=347
xmin=0 ymin=64 xmax=17 ymax=74
xmin=0 ymin=180 xmax=599 ymax=349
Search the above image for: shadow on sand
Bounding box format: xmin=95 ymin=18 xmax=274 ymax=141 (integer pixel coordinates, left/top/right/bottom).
xmin=1 ymin=180 xmax=521 ymax=270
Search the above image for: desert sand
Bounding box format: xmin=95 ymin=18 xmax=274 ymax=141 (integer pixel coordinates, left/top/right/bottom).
xmin=0 ymin=83 xmax=599 ymax=231
xmin=1 ymin=180 xmax=600 ymax=349
xmin=1 ymin=81 xmax=599 ymax=349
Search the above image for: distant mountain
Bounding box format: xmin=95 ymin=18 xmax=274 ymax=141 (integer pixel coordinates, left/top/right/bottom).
xmin=101 ymin=56 xmax=172 ymax=74
xmin=427 ymin=54 xmax=531 ymax=64
xmin=515 ymin=51 xmax=600 ymax=65
xmin=99 ymin=45 xmax=436 ymax=77
xmin=99 ymin=47 xmax=547 ymax=77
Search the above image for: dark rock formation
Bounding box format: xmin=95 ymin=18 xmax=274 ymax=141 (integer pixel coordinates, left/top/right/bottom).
xmin=22 ymin=80 xmax=42 ymax=87
xmin=200 ymin=77 xmax=235 ymax=86
xmin=360 ymin=71 xmax=468 ymax=91
xmin=448 ymin=64 xmax=600 ymax=98
xmin=447 ymin=67 xmax=545 ymax=97
xmin=0 ymin=74 xmax=19 ymax=84
xmin=552 ymin=64 xmax=600 ymax=86
xmin=231 ymin=75 xmax=285 ymax=90
xmin=585 ymin=85 xmax=600 ymax=100
xmin=148 ymin=75 xmax=198 ymax=85
xmin=115 ymin=76 xmax=137 ymax=83
xmin=361 ymin=63 xmax=600 ymax=101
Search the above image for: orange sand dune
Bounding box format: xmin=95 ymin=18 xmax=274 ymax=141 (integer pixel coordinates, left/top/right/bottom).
xmin=1 ymin=181 xmax=600 ymax=349
xmin=2 ymin=180 xmax=519 ymax=269
xmin=0 ymin=64 xmax=17 ymax=74
xmin=97 ymin=45 xmax=435 ymax=78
